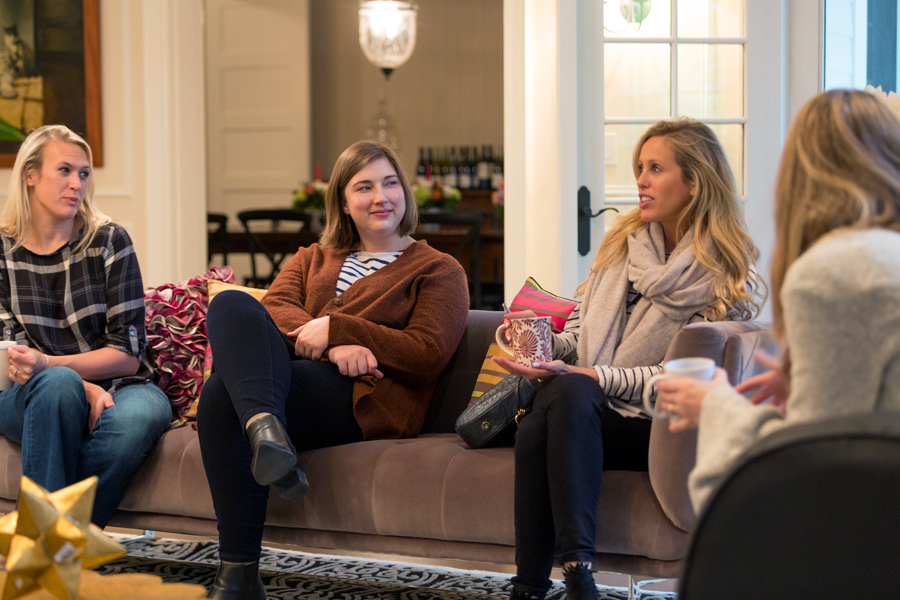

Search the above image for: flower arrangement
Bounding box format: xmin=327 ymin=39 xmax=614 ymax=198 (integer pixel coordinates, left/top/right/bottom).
xmin=292 ymin=179 xmax=329 ymax=211
xmin=865 ymin=84 xmax=900 ymax=117
xmin=412 ymin=179 xmax=462 ymax=210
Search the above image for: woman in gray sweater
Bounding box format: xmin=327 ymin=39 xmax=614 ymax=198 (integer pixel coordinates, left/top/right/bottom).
xmin=660 ymin=89 xmax=900 ymax=512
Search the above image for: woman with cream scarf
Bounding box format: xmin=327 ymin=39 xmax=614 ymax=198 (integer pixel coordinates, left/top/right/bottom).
xmin=495 ymin=119 xmax=765 ymax=600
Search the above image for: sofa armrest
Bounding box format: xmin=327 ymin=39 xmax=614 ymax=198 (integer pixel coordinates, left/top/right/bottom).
xmin=648 ymin=320 xmax=776 ymax=531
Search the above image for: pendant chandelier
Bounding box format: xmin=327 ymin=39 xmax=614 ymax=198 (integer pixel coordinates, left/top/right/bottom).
xmin=358 ymin=1 xmax=418 ymax=80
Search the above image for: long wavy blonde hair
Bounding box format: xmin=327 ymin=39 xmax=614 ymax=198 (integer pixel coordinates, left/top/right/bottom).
xmin=579 ymin=118 xmax=764 ymax=321
xmin=0 ymin=125 xmax=109 ymax=252
xmin=771 ymin=89 xmax=900 ymax=341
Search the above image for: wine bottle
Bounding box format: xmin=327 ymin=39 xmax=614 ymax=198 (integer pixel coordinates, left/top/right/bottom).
xmin=446 ymin=146 xmax=459 ymax=188
xmin=433 ymin=147 xmax=444 ymax=184
xmin=426 ymin=147 xmax=434 ymax=181
xmin=478 ymin=145 xmax=491 ymax=189
xmin=416 ymin=147 xmax=426 ymax=181
xmin=491 ymin=146 xmax=504 ymax=190
xmin=459 ymin=147 xmax=473 ymax=189
xmin=441 ymin=146 xmax=451 ymax=185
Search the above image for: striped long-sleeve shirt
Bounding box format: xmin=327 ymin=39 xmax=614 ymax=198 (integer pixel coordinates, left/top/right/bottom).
xmin=335 ymin=250 xmax=403 ymax=295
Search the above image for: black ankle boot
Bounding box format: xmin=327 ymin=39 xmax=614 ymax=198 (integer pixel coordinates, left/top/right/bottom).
xmin=271 ymin=465 xmax=311 ymax=501
xmin=246 ymin=414 xmax=297 ymax=486
xmin=508 ymin=587 xmax=546 ymax=600
xmin=207 ymin=561 xmax=265 ymax=600
xmin=562 ymin=563 xmax=599 ymax=600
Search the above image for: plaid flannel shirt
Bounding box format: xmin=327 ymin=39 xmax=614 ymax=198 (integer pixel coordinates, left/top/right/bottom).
xmin=0 ymin=223 xmax=156 ymax=392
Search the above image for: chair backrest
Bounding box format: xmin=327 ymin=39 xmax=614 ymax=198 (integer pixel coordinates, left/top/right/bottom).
xmin=237 ymin=209 xmax=313 ymax=287
xmin=679 ymin=412 xmax=900 ymax=600
xmin=422 ymin=310 xmax=504 ymax=434
xmin=418 ymin=209 xmax=486 ymax=309
xmin=207 ymin=212 xmax=229 ymax=265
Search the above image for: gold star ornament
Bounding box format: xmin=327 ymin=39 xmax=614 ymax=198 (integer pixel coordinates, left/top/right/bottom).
xmin=0 ymin=476 xmax=125 ymax=600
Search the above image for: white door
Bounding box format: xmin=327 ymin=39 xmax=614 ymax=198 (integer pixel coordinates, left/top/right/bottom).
xmin=205 ymin=0 xmax=312 ymax=281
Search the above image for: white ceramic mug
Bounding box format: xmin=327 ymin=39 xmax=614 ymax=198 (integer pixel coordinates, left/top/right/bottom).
xmin=642 ymin=357 xmax=716 ymax=419
xmin=495 ymin=316 xmax=552 ymax=368
xmin=0 ymin=341 xmax=17 ymax=391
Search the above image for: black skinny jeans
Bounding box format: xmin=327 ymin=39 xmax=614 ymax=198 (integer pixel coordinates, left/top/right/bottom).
xmin=511 ymin=373 xmax=651 ymax=596
xmin=197 ymin=291 xmax=363 ymax=563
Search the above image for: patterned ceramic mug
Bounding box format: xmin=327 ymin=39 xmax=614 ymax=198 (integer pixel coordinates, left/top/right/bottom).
xmin=495 ymin=316 xmax=553 ymax=368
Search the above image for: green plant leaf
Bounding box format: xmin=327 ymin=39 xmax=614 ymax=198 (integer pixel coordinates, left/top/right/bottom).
xmin=0 ymin=117 xmax=25 ymax=141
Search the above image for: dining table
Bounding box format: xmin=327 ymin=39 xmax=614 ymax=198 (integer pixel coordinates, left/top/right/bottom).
xmin=208 ymin=210 xmax=504 ymax=309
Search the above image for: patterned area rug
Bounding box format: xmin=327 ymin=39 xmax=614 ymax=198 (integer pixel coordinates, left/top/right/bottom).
xmin=101 ymin=536 xmax=676 ymax=600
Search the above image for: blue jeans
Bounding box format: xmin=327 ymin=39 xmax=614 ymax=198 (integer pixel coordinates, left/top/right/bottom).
xmin=0 ymin=367 xmax=172 ymax=527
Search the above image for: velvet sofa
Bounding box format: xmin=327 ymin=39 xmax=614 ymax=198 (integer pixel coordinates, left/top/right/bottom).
xmin=0 ymin=311 xmax=773 ymax=579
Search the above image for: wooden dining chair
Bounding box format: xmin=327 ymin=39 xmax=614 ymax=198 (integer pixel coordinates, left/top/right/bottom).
xmin=418 ymin=208 xmax=486 ymax=309
xmin=207 ymin=212 xmax=229 ymax=267
xmin=236 ymin=209 xmax=314 ymax=288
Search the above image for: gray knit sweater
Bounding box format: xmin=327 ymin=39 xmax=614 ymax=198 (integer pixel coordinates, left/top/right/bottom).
xmin=690 ymin=229 xmax=900 ymax=511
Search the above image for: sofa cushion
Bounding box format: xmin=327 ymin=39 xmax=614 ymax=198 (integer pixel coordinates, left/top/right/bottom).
xmin=422 ymin=311 xmax=505 ymax=434
xmin=144 ymin=266 xmax=235 ymax=418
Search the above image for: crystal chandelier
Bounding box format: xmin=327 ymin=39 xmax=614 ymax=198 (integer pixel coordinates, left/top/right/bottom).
xmin=358 ymin=1 xmax=418 ymax=80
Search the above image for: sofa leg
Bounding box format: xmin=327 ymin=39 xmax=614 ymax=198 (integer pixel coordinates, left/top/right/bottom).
xmin=628 ymin=576 xmax=669 ymax=600
xmin=119 ymin=529 xmax=156 ymax=543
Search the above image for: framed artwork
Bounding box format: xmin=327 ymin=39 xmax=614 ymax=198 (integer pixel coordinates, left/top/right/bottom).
xmin=0 ymin=0 xmax=101 ymax=167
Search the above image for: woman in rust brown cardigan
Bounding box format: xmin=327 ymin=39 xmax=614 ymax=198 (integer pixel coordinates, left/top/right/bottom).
xmin=198 ymin=141 xmax=469 ymax=600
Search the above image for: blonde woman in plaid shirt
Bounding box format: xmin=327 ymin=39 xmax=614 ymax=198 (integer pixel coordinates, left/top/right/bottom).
xmin=0 ymin=125 xmax=171 ymax=527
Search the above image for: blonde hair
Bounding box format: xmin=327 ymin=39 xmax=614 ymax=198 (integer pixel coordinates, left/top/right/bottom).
xmin=320 ymin=140 xmax=418 ymax=249
xmin=579 ymin=118 xmax=764 ymax=321
xmin=0 ymin=125 xmax=109 ymax=252
xmin=771 ymin=89 xmax=900 ymax=341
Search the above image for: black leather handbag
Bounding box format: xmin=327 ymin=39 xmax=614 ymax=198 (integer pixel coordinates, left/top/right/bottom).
xmin=455 ymin=375 xmax=542 ymax=448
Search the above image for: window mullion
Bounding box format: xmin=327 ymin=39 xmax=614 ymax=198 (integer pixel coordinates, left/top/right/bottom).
xmin=672 ymin=0 xmax=679 ymax=118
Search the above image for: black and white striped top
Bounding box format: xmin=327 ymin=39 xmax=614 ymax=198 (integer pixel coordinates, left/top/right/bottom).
xmin=335 ymin=250 xmax=403 ymax=295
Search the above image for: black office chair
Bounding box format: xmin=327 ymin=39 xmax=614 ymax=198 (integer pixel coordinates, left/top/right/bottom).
xmin=207 ymin=212 xmax=229 ymax=266
xmin=237 ymin=209 xmax=314 ymax=288
xmin=418 ymin=208 xmax=486 ymax=309
xmin=679 ymin=412 xmax=900 ymax=600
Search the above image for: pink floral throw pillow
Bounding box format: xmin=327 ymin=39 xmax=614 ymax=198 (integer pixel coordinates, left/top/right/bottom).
xmin=144 ymin=266 xmax=235 ymax=419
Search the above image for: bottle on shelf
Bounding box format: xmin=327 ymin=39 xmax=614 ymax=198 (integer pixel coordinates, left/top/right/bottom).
xmin=458 ymin=146 xmax=473 ymax=189
xmin=445 ymin=146 xmax=459 ymax=188
xmin=470 ymin=146 xmax=480 ymax=190
xmin=416 ymin=147 xmax=427 ymax=181
xmin=433 ymin=147 xmax=443 ymax=184
xmin=491 ymin=146 xmax=504 ymax=190
xmin=441 ymin=146 xmax=451 ymax=186
xmin=426 ymin=147 xmax=434 ymax=181
xmin=478 ymin=145 xmax=492 ymax=190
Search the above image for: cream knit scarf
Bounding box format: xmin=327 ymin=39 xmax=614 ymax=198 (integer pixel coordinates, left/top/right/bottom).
xmin=577 ymin=222 xmax=717 ymax=369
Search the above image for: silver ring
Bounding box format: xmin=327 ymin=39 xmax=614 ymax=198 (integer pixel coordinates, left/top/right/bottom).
xmin=13 ymin=368 xmax=18 ymax=377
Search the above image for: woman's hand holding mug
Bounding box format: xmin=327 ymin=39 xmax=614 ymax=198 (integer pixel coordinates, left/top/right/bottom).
xmin=643 ymin=357 xmax=726 ymax=431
